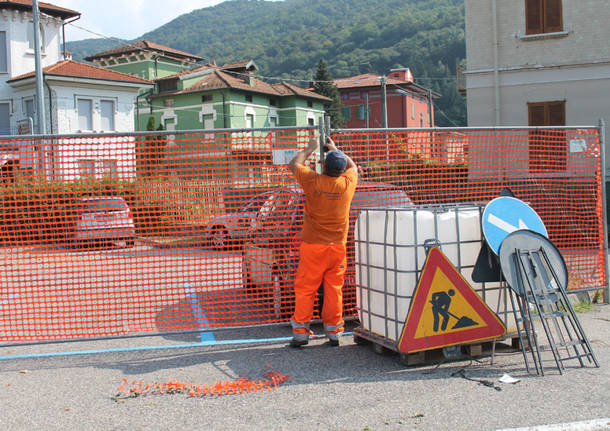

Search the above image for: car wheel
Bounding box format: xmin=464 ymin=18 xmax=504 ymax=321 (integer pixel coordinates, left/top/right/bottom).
xmin=210 ymin=226 xmax=229 ymax=250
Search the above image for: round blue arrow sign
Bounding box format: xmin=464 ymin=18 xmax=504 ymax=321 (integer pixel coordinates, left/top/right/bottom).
xmin=482 ymin=196 xmax=548 ymax=255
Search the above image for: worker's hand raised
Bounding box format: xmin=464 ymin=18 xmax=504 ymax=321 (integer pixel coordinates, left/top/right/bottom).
xmin=307 ymin=135 xmax=318 ymax=151
xmin=324 ymin=136 xmax=338 ymax=152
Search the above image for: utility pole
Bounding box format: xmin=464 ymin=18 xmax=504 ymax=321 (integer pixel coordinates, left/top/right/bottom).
xmin=32 ymin=0 xmax=46 ymax=134
xmin=380 ymin=75 xmax=389 ymax=160
xmin=365 ymin=92 xmax=369 ymax=129
xmin=380 ymin=76 xmax=388 ymax=128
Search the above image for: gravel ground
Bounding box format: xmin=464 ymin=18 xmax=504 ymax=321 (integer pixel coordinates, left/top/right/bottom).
xmin=0 ymin=304 xmax=608 ymax=431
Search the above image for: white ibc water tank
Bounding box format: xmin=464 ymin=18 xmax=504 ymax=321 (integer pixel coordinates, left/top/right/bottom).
xmin=354 ymin=205 xmax=510 ymax=343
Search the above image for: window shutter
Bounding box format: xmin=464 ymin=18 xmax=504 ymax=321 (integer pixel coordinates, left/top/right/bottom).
xmin=528 ymin=103 xmax=545 ymax=172
xmin=525 ymin=0 xmax=542 ymax=35
xmin=548 ymin=101 xmax=565 ymax=126
xmin=544 ymin=0 xmax=563 ymax=33
xmin=528 ymin=103 xmax=545 ymax=126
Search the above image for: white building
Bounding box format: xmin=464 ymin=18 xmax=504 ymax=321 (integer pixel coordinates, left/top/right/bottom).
xmin=463 ymin=0 xmax=610 ymax=176
xmin=0 ymin=1 xmax=153 ymax=181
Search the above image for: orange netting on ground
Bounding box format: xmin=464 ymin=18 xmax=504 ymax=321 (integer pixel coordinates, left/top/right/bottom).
xmin=0 ymin=126 xmax=605 ymax=342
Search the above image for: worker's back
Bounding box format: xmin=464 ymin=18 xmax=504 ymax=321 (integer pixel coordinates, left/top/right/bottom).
xmin=295 ymin=165 xmax=357 ymax=244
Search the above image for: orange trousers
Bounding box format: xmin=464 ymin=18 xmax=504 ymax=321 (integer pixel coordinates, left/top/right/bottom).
xmin=291 ymin=242 xmax=347 ymax=333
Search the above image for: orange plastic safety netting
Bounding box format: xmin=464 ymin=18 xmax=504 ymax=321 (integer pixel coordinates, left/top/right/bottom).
xmin=0 ymin=126 xmax=605 ymax=342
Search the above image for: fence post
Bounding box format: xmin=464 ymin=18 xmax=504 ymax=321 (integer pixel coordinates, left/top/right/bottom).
xmin=318 ymin=117 xmax=326 ymax=170
xmin=600 ymin=119 xmax=609 ymax=303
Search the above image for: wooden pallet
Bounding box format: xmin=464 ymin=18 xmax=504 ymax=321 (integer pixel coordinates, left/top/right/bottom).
xmin=353 ymin=327 xmax=517 ymax=366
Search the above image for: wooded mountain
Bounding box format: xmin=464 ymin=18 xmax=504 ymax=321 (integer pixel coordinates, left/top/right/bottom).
xmin=67 ymin=0 xmax=466 ymax=126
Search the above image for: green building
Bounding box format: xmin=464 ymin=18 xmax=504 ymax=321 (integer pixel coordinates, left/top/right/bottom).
xmin=84 ymin=40 xmax=203 ymax=81
xmin=142 ymin=60 xmax=330 ymax=183
xmin=146 ymin=60 xmax=329 ymax=131
xmin=86 ymin=42 xmax=329 ymax=131
xmin=86 ymin=43 xmax=329 ymax=185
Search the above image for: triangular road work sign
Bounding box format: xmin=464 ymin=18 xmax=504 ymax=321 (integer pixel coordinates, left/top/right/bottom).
xmin=398 ymin=247 xmax=506 ymax=354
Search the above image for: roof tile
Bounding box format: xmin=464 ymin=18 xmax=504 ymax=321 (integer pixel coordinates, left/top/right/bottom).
xmin=8 ymin=59 xmax=153 ymax=84
xmin=85 ymin=40 xmax=202 ymax=62
xmin=153 ymin=66 xmax=330 ymax=101
xmin=0 ymin=0 xmax=79 ymax=18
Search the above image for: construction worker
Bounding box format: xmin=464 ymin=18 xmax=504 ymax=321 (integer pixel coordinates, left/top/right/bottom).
xmin=287 ymin=134 xmax=357 ymax=347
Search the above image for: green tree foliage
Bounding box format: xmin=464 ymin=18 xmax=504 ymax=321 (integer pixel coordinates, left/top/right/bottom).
xmin=69 ymin=0 xmax=466 ymax=126
xmin=145 ymin=116 xmax=156 ymax=131
xmin=313 ymin=59 xmax=344 ymax=128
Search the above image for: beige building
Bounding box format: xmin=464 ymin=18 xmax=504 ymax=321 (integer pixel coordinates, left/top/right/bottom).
xmin=463 ymin=0 xmax=610 ymax=175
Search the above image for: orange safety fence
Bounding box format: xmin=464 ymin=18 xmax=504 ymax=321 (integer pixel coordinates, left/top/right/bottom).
xmin=0 ymin=126 xmax=605 ymax=342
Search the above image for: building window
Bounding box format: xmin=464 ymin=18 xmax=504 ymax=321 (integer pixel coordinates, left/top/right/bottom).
xmin=24 ymin=99 xmax=35 ymax=119
xmin=202 ymin=94 xmax=213 ymax=102
xmin=77 ymin=99 xmax=93 ymax=131
xmin=356 ymin=105 xmax=367 ymax=121
xmin=246 ymin=113 xmax=254 ymax=128
xmin=528 ymin=100 xmax=566 ymax=172
xmin=341 ymin=106 xmax=351 ymax=121
xmin=245 ymin=94 xmax=253 ymax=103
xmin=100 ymin=159 xmax=118 ymax=178
xmin=27 ymin=22 xmax=45 ymax=51
xmin=0 ymin=102 xmax=10 ymax=135
xmin=307 ymin=100 xmax=313 ymax=108
xmin=270 ymin=98 xmax=277 ymax=106
xmin=78 ymin=159 xmax=96 ymax=179
xmin=525 ymin=0 xmax=563 ymax=35
xmin=100 ymin=100 xmax=115 ymax=131
xmin=308 ymin=118 xmax=314 ymax=126
xmin=0 ymin=31 xmax=7 ymax=73
xmin=411 ymin=103 xmax=416 ymax=120
xmin=420 ymin=112 xmax=424 ymax=127
xmin=158 ymin=79 xmax=177 ymax=93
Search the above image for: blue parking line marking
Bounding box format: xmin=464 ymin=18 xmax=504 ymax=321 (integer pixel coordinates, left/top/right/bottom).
xmin=0 ymin=332 xmax=354 ymax=360
xmin=184 ymin=286 xmax=216 ymax=343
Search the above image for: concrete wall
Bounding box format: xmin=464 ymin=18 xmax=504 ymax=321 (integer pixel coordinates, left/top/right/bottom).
xmin=464 ymin=0 xmax=610 ymax=174
xmin=466 ymin=0 xmax=610 ymax=70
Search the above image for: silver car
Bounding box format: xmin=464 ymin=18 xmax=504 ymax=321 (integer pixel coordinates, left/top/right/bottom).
xmin=74 ymin=196 xmax=136 ymax=248
xmin=242 ymin=183 xmax=414 ymax=319
xmin=205 ymin=192 xmax=273 ymax=250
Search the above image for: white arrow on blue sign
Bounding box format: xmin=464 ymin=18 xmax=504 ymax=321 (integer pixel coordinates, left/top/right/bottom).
xmin=482 ymin=196 xmax=548 ymax=255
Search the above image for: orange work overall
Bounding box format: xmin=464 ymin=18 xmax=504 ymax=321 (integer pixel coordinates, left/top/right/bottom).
xmin=291 ymin=165 xmax=356 ymax=342
xmin=291 ymin=242 xmax=347 ymax=340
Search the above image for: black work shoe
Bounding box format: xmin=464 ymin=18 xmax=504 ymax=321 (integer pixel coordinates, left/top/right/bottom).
xmin=289 ymin=338 xmax=309 ymax=348
xmin=327 ymin=339 xmax=339 ymax=347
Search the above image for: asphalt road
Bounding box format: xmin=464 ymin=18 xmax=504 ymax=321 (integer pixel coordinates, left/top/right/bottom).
xmin=0 ymin=302 xmax=608 ymax=431
xmin=0 ymin=243 xmax=244 ymax=339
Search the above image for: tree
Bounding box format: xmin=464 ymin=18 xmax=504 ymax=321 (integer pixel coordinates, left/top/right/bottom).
xmin=313 ymin=59 xmax=344 ymax=129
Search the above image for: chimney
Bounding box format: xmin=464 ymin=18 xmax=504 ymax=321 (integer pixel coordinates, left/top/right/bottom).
xmin=388 ymin=67 xmax=413 ymax=83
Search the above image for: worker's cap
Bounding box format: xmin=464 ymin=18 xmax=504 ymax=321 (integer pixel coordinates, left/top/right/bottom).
xmin=324 ymin=150 xmax=347 ymax=177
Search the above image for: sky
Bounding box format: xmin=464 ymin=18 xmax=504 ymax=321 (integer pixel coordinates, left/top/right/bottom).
xmin=48 ymin=0 xmax=228 ymax=42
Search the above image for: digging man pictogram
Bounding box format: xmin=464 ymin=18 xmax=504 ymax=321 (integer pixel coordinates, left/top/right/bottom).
xmin=430 ymin=289 xmax=478 ymax=332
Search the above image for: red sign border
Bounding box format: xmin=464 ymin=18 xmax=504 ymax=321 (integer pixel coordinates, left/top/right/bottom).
xmin=398 ymin=247 xmax=506 ymax=353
